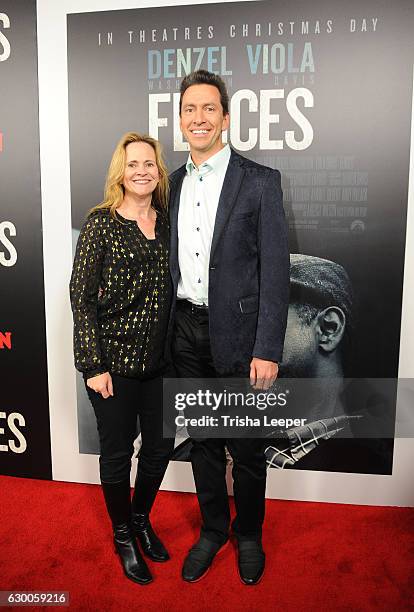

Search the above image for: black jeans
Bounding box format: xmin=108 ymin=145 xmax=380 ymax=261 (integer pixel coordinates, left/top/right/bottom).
xmin=85 ymin=372 xmax=174 ymax=496
xmin=172 ymin=301 xmax=267 ymax=544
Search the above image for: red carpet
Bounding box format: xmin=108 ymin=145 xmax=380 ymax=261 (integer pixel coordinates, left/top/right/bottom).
xmin=0 ymin=476 xmax=413 ymax=611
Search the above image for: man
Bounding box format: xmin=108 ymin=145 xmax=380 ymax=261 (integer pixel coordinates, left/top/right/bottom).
xmin=265 ymin=254 xmax=393 ymax=473
xmin=168 ymin=70 xmax=289 ymax=584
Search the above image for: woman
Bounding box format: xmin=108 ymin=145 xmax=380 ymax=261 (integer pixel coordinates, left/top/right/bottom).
xmin=70 ymin=132 xmax=174 ymax=585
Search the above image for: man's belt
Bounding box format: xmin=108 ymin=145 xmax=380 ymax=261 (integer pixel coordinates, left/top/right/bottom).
xmin=176 ymin=299 xmax=209 ymax=314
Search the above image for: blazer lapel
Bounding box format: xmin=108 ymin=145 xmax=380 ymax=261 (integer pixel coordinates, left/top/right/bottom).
xmin=210 ymin=151 xmax=245 ymax=264
xmin=169 ymin=166 xmax=186 ymax=286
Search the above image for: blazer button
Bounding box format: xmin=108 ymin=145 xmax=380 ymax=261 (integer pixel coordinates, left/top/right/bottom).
xmin=209 ymin=266 xmax=216 ymax=270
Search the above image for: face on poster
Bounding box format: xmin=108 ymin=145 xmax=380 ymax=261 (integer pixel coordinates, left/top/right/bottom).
xmin=66 ymin=0 xmax=413 ymax=474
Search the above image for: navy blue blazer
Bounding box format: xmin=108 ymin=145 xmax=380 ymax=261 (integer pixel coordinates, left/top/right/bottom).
xmin=168 ymin=149 xmax=290 ymax=375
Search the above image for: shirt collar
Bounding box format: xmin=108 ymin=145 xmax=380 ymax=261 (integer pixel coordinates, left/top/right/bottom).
xmin=185 ymin=144 xmax=231 ymax=177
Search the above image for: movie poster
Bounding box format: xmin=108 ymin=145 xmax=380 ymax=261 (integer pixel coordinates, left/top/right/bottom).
xmin=67 ymin=0 xmax=413 ymax=474
xmin=0 ymin=0 xmax=51 ymax=478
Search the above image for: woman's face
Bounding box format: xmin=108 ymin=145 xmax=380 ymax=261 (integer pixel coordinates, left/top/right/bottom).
xmin=122 ymin=141 xmax=159 ymax=199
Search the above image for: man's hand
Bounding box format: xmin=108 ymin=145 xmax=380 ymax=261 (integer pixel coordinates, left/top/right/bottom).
xmin=87 ymin=372 xmax=114 ymax=399
xmin=250 ymin=358 xmax=279 ymax=390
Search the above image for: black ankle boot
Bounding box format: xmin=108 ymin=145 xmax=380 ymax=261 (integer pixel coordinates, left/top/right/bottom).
xmin=101 ymin=481 xmax=153 ymax=584
xmin=132 ymin=468 xmax=170 ymax=562
xmin=132 ymin=513 xmax=170 ymax=562
xmin=114 ymin=523 xmax=153 ymax=584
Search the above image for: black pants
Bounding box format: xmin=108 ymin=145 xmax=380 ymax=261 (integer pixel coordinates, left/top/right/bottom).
xmin=85 ymin=372 xmax=174 ymax=511
xmin=172 ymin=301 xmax=267 ymax=544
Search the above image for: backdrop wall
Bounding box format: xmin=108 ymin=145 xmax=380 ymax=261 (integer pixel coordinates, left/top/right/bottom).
xmin=1 ymin=0 xmax=413 ymax=506
xmin=0 ymin=0 xmax=51 ymax=479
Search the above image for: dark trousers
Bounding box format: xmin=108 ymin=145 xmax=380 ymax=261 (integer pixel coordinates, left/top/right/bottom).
xmin=86 ymin=372 xmax=174 ymax=514
xmin=172 ymin=301 xmax=267 ymax=544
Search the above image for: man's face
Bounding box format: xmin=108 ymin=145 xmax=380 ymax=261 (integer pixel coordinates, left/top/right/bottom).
xmin=279 ymin=305 xmax=318 ymax=378
xmin=180 ymin=84 xmax=229 ymax=161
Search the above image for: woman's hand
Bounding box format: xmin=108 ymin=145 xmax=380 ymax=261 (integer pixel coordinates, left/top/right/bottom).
xmin=87 ymin=372 xmax=114 ymax=399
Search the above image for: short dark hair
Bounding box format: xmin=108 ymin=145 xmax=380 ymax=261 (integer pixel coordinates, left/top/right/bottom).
xmin=179 ymin=70 xmax=229 ymax=115
xmin=293 ymin=303 xmax=320 ymax=326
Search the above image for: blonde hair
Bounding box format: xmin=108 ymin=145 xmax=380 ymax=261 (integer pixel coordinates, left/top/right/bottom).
xmin=91 ymin=132 xmax=169 ymax=218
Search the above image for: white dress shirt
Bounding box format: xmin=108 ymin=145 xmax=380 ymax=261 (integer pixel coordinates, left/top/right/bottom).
xmin=177 ymin=144 xmax=231 ymax=305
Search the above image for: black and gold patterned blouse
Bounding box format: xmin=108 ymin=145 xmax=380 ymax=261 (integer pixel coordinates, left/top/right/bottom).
xmin=70 ymin=208 xmax=171 ymax=379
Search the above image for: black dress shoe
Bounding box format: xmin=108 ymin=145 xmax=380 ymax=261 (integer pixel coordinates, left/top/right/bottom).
xmin=182 ymin=537 xmax=228 ymax=582
xmin=237 ymin=540 xmax=265 ymax=585
xmin=132 ymin=513 xmax=170 ymax=562
xmin=114 ymin=523 xmax=153 ymax=585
